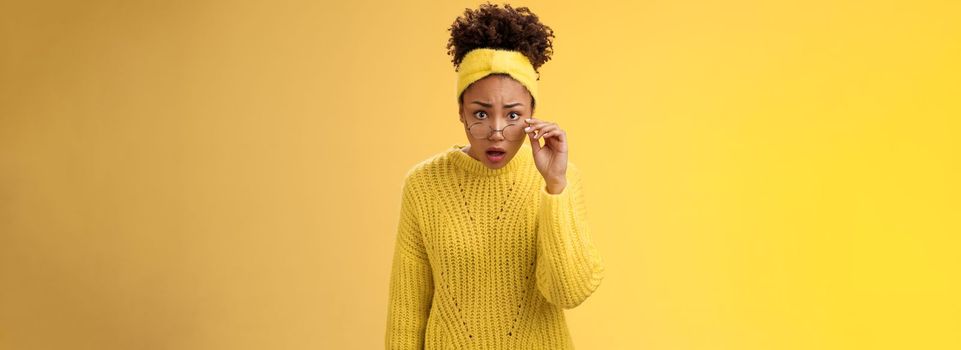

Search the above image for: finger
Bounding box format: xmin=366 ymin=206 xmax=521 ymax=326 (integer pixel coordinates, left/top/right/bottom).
xmin=528 ymin=128 xmax=542 ymax=153
xmin=525 ymin=122 xmax=554 ymax=138
xmin=544 ymin=130 xmax=567 ymax=143
xmin=526 ymin=118 xmax=556 ymax=128
xmin=535 ymin=125 xmax=560 ymax=139
xmin=524 ymin=124 xmax=545 ymax=138
xmin=539 ymin=130 xmax=562 ymax=140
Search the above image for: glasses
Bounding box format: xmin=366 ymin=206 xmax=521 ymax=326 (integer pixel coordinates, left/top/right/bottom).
xmin=465 ymin=121 xmax=526 ymax=141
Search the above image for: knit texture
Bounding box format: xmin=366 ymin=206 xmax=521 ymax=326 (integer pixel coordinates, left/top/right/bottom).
xmin=385 ymin=142 xmax=605 ymax=349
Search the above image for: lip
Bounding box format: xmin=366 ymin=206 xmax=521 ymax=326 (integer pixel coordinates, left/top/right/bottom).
xmin=484 ymin=146 xmax=507 ymax=163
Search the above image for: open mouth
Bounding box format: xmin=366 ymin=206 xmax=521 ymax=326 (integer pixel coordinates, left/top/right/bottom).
xmin=485 ymin=149 xmax=507 ymax=162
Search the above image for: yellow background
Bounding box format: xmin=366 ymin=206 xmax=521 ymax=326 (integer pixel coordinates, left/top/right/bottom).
xmin=2 ymin=0 xmax=959 ymax=349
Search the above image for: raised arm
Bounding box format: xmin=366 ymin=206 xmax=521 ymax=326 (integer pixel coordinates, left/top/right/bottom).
xmin=385 ymin=176 xmax=434 ymax=349
xmin=534 ymin=162 xmax=605 ymax=309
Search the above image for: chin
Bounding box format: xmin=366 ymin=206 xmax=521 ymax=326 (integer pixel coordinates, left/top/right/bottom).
xmin=483 ymin=152 xmax=514 ymax=168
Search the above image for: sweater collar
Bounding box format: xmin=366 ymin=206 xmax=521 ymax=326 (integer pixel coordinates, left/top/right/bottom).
xmin=448 ymin=142 xmax=531 ymax=177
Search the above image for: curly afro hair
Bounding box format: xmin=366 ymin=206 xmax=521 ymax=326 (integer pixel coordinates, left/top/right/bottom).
xmin=446 ymin=2 xmax=555 ymax=74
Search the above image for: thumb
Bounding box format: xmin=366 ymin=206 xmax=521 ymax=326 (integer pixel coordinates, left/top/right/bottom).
xmin=528 ymin=131 xmax=541 ymax=153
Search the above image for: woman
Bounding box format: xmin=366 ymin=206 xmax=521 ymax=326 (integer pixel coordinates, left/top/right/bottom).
xmin=385 ymin=3 xmax=605 ymax=349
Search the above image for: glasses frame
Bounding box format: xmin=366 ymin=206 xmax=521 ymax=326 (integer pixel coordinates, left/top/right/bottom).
xmin=464 ymin=121 xmax=525 ymax=141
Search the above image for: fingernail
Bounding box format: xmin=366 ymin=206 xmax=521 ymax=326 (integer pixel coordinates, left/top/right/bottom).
xmin=524 ymin=127 xmax=531 ymax=132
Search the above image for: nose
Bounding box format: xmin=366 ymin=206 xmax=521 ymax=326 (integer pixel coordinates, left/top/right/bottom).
xmin=488 ymin=119 xmax=507 ymax=141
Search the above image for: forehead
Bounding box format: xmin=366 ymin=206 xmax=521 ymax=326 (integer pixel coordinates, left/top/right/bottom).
xmin=463 ymin=74 xmax=532 ymax=101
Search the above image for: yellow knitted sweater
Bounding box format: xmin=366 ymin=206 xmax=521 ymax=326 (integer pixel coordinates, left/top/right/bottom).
xmin=385 ymin=142 xmax=605 ymax=349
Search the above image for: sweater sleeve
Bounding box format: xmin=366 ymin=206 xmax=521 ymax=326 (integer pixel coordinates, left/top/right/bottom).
xmin=385 ymin=176 xmax=434 ymax=349
xmin=534 ymin=162 xmax=605 ymax=309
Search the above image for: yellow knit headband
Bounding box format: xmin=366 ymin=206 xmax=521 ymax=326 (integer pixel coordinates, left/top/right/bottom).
xmin=456 ymin=48 xmax=539 ymax=104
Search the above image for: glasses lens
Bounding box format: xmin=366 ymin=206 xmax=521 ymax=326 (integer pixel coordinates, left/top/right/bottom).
xmin=468 ymin=123 xmax=491 ymax=139
xmin=502 ymin=124 xmax=524 ymax=141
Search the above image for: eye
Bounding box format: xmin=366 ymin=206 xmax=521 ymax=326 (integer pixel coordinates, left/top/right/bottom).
xmin=507 ymin=111 xmax=521 ymax=120
xmin=473 ymin=111 xmax=488 ymax=119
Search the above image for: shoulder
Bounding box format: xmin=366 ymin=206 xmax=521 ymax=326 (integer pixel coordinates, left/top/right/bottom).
xmin=565 ymin=160 xmax=588 ymax=191
xmin=401 ymin=146 xmax=458 ymax=189
xmin=567 ymin=160 xmax=582 ymax=179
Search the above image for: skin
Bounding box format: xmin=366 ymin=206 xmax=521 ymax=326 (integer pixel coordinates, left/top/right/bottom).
xmin=458 ymin=74 xmax=569 ymax=194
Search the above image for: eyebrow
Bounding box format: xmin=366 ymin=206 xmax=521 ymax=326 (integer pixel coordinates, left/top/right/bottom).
xmin=471 ymin=101 xmax=524 ymax=108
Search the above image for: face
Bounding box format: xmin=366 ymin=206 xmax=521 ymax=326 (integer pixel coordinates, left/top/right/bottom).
xmin=458 ymin=74 xmax=535 ymax=169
